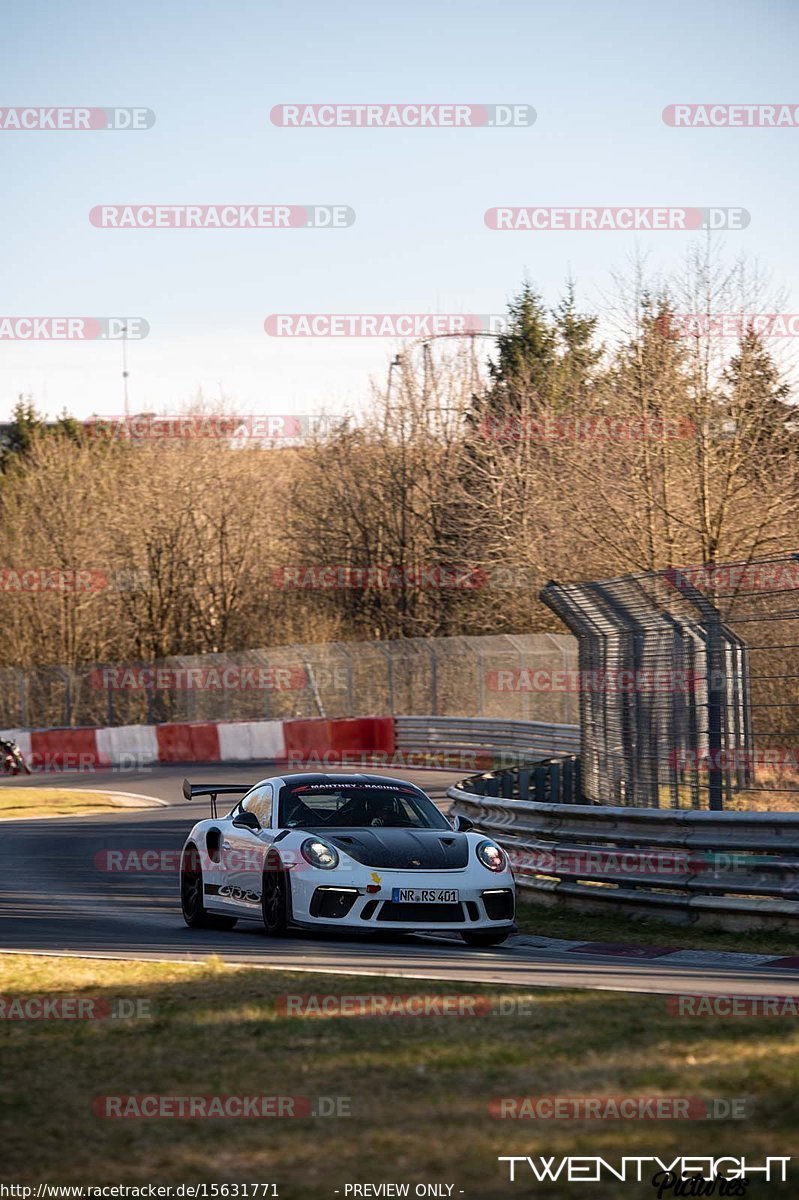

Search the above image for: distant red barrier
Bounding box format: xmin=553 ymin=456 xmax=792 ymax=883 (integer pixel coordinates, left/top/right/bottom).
xmin=156 ymin=722 xmax=220 ymax=763
xmin=282 ymin=716 xmax=395 ymax=763
xmin=328 ymin=717 xmax=395 ymax=758
xmin=282 ymin=719 xmax=333 ymax=761
xmin=16 ymin=716 xmax=410 ymax=772
xmin=29 ymin=727 xmax=100 ymax=769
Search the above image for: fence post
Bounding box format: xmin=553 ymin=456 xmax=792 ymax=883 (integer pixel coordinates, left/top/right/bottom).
xmin=384 ymin=647 xmax=394 ymax=715
xmin=706 ymin=616 xmax=725 ymax=812
xmin=550 ymin=761 xmax=561 ymax=804
xmin=17 ymin=670 xmax=28 ymax=728
xmin=60 ymin=668 xmax=73 ymax=727
xmin=334 ymin=643 xmax=354 ymax=718
xmin=562 ymin=757 xmax=574 ymax=803
xmin=474 ymin=641 xmax=485 ymax=716
xmin=430 ymin=643 xmax=438 ymax=717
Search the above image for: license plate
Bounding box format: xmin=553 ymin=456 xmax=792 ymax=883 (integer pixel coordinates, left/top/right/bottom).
xmin=392 ymin=888 xmax=459 ymax=903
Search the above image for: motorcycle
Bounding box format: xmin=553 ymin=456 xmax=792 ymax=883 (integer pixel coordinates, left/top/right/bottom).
xmin=0 ymin=739 xmax=32 ymax=776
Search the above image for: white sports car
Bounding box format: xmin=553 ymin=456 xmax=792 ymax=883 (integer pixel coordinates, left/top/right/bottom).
xmin=179 ymin=772 xmax=515 ymax=946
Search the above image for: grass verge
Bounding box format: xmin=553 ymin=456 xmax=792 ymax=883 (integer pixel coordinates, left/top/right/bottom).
xmin=0 ymin=788 xmax=153 ymax=819
xmin=0 ymin=954 xmax=796 ymax=1197
xmin=515 ymin=900 xmax=799 ymax=956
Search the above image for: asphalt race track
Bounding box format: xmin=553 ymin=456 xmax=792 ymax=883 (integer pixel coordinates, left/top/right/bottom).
xmin=2 ymin=762 xmax=799 ymax=996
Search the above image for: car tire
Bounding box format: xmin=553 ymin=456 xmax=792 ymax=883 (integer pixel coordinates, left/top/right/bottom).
xmin=261 ymin=850 xmax=290 ymax=936
xmin=461 ymin=928 xmax=511 ymax=947
xmin=180 ymin=845 xmax=238 ymax=930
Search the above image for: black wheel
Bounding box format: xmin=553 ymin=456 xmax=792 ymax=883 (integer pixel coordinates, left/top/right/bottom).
xmin=461 ymin=928 xmax=511 ymax=947
xmin=180 ymin=845 xmax=237 ymax=930
xmin=261 ymin=850 xmax=290 ymax=936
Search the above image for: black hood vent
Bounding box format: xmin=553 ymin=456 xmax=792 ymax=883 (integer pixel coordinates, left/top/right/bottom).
xmin=318 ymin=828 xmax=469 ymax=870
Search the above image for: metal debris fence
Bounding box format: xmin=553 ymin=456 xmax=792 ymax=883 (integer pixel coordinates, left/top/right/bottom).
xmin=0 ymin=632 xmax=578 ymax=731
xmin=541 ymin=553 xmax=799 ymax=811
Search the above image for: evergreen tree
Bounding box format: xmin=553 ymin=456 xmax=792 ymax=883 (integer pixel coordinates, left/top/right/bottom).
xmin=487 ymin=281 xmax=557 ymax=402
xmin=1 ymin=398 xmax=83 ymax=473
xmin=552 ymin=279 xmax=602 ymax=408
xmin=723 ymin=327 xmax=792 ymax=454
xmin=54 ymin=408 xmax=84 ymax=445
xmin=611 ymin=296 xmax=690 ymax=421
xmin=469 ymin=280 xmax=601 ymax=441
xmin=603 ymin=295 xmax=693 ymax=568
xmin=3 ymin=396 xmax=44 ymax=459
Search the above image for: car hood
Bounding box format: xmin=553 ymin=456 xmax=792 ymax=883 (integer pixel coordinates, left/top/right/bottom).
xmin=306 ymin=827 xmax=470 ymax=870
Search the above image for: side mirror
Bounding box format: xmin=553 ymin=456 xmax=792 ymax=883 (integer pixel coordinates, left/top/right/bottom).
xmin=452 ymin=814 xmax=474 ymax=832
xmin=232 ymin=809 xmax=260 ymax=832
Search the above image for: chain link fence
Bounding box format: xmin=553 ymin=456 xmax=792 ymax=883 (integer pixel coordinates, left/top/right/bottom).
xmin=0 ymin=633 xmax=578 ymax=730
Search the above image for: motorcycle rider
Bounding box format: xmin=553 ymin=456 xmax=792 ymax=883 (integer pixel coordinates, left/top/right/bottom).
xmin=0 ymin=736 xmax=31 ymax=775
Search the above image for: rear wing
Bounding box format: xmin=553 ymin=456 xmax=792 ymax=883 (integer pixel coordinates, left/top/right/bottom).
xmin=182 ymin=779 xmax=252 ymax=818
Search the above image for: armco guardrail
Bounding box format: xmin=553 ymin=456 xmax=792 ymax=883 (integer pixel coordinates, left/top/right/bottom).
xmin=395 ymin=716 xmax=579 ymax=767
xmin=447 ymin=784 xmax=799 ymax=927
xmin=455 ymin=755 xmax=582 ymax=805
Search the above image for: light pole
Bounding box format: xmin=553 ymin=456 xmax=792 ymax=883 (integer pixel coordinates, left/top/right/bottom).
xmin=121 ymin=322 xmax=130 ymax=418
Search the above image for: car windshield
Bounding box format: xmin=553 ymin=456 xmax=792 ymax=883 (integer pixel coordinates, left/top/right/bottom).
xmin=278 ymin=781 xmax=450 ymax=830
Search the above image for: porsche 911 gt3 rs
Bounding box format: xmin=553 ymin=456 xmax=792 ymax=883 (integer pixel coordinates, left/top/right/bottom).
xmin=179 ymin=772 xmax=515 ymax=946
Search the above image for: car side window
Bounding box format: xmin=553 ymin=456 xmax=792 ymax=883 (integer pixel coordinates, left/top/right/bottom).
xmin=242 ymin=784 xmax=273 ymax=827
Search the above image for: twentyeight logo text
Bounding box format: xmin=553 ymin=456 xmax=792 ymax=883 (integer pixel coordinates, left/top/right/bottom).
xmin=497 ymin=1156 xmax=790 ymax=1183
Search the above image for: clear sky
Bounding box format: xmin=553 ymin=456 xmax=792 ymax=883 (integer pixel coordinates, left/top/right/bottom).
xmin=1 ymin=0 xmax=797 ymax=421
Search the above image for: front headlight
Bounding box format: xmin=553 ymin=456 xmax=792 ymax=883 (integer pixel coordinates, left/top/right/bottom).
xmin=476 ymin=839 xmax=506 ymax=872
xmin=301 ymin=838 xmax=339 ymax=870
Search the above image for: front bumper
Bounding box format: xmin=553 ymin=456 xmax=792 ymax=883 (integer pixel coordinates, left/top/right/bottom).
xmin=291 ymin=869 xmax=515 ymax=931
